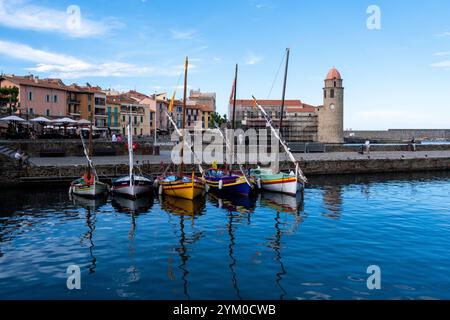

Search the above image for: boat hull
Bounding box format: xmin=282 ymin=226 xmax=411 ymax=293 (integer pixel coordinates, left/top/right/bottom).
xmin=260 ymin=176 xmax=300 ymax=196
xmin=71 ymin=181 xmax=109 ymax=198
xmin=204 ymin=177 xmax=253 ymax=196
xmin=160 ymin=180 xmax=205 ymax=200
xmin=251 ymin=169 xmax=302 ymax=196
xmin=112 ymin=176 xmax=153 ymax=198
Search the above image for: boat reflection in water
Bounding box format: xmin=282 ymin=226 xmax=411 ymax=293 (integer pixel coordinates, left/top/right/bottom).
xmin=260 ymin=191 xmax=305 ymax=300
xmin=208 ymin=193 xmax=257 ymax=214
xmin=260 ymin=192 xmax=304 ymax=214
xmin=71 ymin=194 xmax=108 ymax=211
xmin=71 ymin=194 xmax=108 ymax=274
xmin=160 ymin=195 xmax=205 ymax=299
xmin=111 ymin=195 xmax=154 ymax=215
xmin=160 ymin=195 xmax=205 ymax=217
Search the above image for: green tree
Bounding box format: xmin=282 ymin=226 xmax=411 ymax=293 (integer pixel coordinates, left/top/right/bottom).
xmin=0 ymin=87 xmax=19 ymax=115
xmin=209 ymin=112 xmax=229 ymax=128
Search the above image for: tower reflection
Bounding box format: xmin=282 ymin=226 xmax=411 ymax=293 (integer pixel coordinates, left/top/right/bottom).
xmin=322 ymin=186 xmax=343 ymax=219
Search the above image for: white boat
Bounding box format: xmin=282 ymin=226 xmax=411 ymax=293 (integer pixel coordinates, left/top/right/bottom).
xmin=112 ymin=174 xmax=153 ymax=198
xmin=250 ymin=49 xmax=308 ymax=196
xmin=112 ymin=121 xmax=153 ymax=198
xmin=250 ymin=168 xmax=301 ymax=196
xmin=71 ymin=177 xmax=109 ymax=198
xmin=70 ymin=119 xmax=109 ymax=198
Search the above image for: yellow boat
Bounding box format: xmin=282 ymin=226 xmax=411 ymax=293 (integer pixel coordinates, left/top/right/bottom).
xmin=159 ymin=173 xmax=205 ymax=200
xmin=158 ymin=57 xmax=206 ymax=200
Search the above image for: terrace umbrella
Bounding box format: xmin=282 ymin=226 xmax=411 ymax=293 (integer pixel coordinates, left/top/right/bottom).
xmin=0 ymin=115 xmax=26 ymax=122
xmin=77 ymin=119 xmax=91 ymax=126
xmin=53 ymin=117 xmax=77 ymax=135
xmin=30 ymin=116 xmax=51 ymax=124
xmin=30 ymin=117 xmax=52 ymax=133
xmin=0 ymin=115 xmax=26 ymax=136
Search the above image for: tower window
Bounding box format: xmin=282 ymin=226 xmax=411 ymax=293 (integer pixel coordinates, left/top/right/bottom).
xmin=324 ymin=90 xmax=327 ymax=99
xmin=334 ymin=81 xmax=337 ymax=88
xmin=330 ymin=89 xmax=335 ymax=98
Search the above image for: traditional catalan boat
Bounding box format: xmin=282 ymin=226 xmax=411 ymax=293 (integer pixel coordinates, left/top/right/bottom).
xmin=112 ymin=119 xmax=153 ymax=198
xmin=250 ymin=49 xmax=308 ymax=195
xmin=69 ymin=118 xmax=109 ymax=198
xmin=157 ymin=57 xmax=205 ymax=200
xmin=203 ymin=167 xmax=254 ymax=196
xmin=203 ymin=64 xmax=255 ymax=196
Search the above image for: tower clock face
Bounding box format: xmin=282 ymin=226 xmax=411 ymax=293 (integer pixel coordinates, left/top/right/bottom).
xmin=330 ymin=104 xmax=335 ymax=110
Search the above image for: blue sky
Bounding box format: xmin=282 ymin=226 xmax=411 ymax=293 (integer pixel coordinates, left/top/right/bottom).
xmin=0 ymin=0 xmax=449 ymax=129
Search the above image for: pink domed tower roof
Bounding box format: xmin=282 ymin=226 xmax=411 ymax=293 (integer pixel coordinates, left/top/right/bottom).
xmin=326 ymin=67 xmax=342 ymax=80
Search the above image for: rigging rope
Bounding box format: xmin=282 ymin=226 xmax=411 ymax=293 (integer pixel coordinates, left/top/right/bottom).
xmin=267 ymin=51 xmax=287 ymax=100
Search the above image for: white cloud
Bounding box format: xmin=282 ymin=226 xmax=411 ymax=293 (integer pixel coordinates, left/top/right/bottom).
xmin=0 ymin=0 xmax=121 ymax=38
xmin=437 ymin=32 xmax=450 ymax=37
xmin=0 ymin=39 xmax=187 ymax=79
xmin=434 ymin=51 xmax=450 ymax=56
xmin=170 ymin=29 xmax=197 ymax=40
xmin=245 ymin=53 xmax=263 ymax=65
xmin=213 ymin=57 xmax=222 ymax=62
xmin=431 ymin=60 xmax=450 ymax=68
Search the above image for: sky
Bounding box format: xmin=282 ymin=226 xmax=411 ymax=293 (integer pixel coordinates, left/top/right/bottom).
xmin=0 ymin=0 xmax=449 ymax=130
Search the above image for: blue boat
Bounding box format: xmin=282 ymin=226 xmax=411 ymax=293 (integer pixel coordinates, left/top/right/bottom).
xmin=203 ymin=168 xmax=255 ymax=196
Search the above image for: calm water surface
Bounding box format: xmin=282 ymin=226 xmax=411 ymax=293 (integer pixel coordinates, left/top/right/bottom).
xmin=0 ymin=172 xmax=449 ymax=300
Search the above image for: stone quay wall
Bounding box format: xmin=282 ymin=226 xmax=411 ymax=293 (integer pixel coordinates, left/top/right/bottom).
xmin=0 ymin=139 xmax=162 ymax=157
xmin=2 ymin=156 xmax=449 ymax=188
xmin=345 ymin=129 xmax=450 ymax=142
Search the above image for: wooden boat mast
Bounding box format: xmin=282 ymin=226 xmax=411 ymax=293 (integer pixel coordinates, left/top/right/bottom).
xmin=279 ymin=48 xmax=290 ymax=132
xmin=179 ymin=57 xmax=188 ymax=178
xmin=231 ymin=64 xmax=238 ymax=131
xmin=87 ymin=98 xmax=94 ymax=178
xmin=230 ymin=64 xmax=238 ymax=173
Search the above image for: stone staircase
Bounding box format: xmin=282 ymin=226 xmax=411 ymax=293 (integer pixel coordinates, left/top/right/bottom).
xmin=0 ymin=145 xmax=16 ymax=160
xmin=0 ymin=144 xmax=35 ymax=166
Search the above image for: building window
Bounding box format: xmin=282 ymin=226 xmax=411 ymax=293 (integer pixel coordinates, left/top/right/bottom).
xmin=334 ymin=81 xmax=337 ymax=87
xmin=53 ymin=95 xmax=58 ymax=103
xmin=122 ymin=127 xmax=125 ymax=135
xmin=122 ymin=115 xmax=126 ymax=122
xmin=95 ymin=97 xmax=106 ymax=106
xmin=46 ymin=109 xmax=50 ymax=116
xmin=28 ymin=92 xmax=33 ymax=101
xmin=134 ymin=116 xmax=137 ymax=125
xmin=134 ymin=128 xmax=137 ymax=135
xmin=140 ymin=129 xmax=143 ymax=135
xmin=140 ymin=116 xmax=143 ymax=123
xmin=46 ymin=95 xmax=50 ymax=102
xmin=88 ymin=105 xmax=92 ymax=112
xmin=330 ymin=89 xmax=335 ymax=98
xmin=29 ymin=108 xmax=34 ymax=114
xmin=324 ymin=90 xmax=327 ymax=99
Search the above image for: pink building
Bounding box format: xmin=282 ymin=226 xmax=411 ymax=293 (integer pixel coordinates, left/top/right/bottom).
xmin=0 ymin=75 xmax=67 ymax=118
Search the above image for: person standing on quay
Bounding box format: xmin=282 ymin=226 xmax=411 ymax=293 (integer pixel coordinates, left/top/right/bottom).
xmin=364 ymin=140 xmax=371 ymax=155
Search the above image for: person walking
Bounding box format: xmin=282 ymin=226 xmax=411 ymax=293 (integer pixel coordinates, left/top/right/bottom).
xmin=364 ymin=140 xmax=371 ymax=155
xmin=411 ymin=137 xmax=416 ymax=152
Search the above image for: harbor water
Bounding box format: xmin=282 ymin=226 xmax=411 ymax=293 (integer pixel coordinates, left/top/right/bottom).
xmin=0 ymin=171 xmax=449 ymax=300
